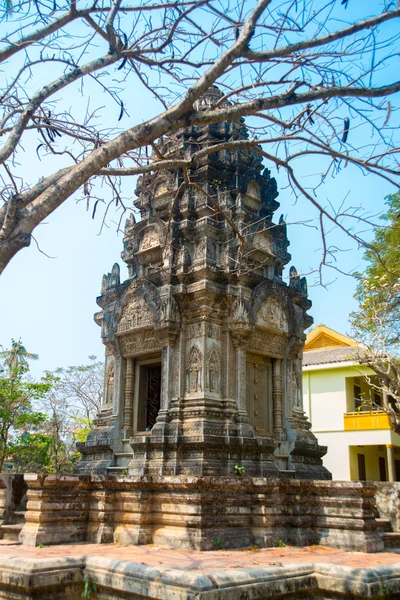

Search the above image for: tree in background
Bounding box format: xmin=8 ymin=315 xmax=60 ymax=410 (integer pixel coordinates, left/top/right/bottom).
xmin=0 ymin=1 xmax=399 ymax=275
xmin=0 ymin=339 xmax=38 ymax=372
xmin=39 ymin=357 xmax=103 ymax=472
xmin=350 ymin=192 xmax=400 ymax=429
xmin=0 ymin=340 xmax=104 ymax=472
xmin=0 ymin=356 xmax=51 ymax=471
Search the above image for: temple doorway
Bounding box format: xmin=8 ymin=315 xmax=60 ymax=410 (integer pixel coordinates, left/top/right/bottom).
xmin=136 ymin=359 xmax=162 ymax=431
xmin=246 ymin=354 xmax=273 ymax=435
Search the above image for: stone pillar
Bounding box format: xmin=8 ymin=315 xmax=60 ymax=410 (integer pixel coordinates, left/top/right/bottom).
xmin=273 ymin=359 xmax=283 ymax=433
xmin=154 ymin=344 xmax=172 ymax=427
xmin=161 ymin=345 xmax=171 ymax=411
xmin=387 ymin=445 xmax=396 ymax=482
xmin=123 ymin=358 xmax=134 ymax=437
xmin=236 ymin=345 xmax=249 ymax=422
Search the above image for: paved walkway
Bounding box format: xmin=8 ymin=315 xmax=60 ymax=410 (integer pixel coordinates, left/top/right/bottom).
xmin=0 ymin=543 xmax=400 ymax=570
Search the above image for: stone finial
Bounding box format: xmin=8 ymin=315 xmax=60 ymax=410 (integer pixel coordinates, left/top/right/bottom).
xmin=124 ymin=213 xmax=136 ymax=232
xmin=101 ymin=263 xmax=121 ymax=293
xmin=300 ymin=276 xmax=308 ymax=296
xmin=289 ymin=265 xmax=301 ymax=289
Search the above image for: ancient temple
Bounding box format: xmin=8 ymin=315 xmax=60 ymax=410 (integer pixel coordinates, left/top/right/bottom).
xmin=77 ymin=86 xmax=330 ymax=481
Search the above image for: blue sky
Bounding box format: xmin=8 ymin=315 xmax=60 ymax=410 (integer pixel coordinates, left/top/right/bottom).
xmin=0 ymin=0 xmax=398 ymax=378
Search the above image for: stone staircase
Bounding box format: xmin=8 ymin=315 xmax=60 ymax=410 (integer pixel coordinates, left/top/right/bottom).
xmin=107 ymin=439 xmax=133 ymax=475
xmin=0 ymin=475 xmax=27 ymax=546
xmin=0 ymin=509 xmax=26 ymax=544
xmin=375 ymin=517 xmax=400 ymax=552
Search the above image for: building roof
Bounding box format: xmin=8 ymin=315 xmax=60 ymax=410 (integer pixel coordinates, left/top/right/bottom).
xmin=304 ymin=324 xmax=358 ymax=352
xmin=302 ymin=345 xmax=362 ymax=367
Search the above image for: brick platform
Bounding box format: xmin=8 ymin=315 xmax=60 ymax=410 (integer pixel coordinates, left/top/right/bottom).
xmin=1 ymin=543 xmax=400 ymax=599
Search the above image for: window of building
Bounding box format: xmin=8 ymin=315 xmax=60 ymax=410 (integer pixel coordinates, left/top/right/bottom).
xmin=357 ymin=454 xmax=366 ymax=480
xmin=395 ymin=460 xmax=400 ymax=482
xmin=379 ymin=456 xmax=387 ymax=482
xmin=374 ymin=393 xmax=382 ymax=408
xmin=354 ymin=385 xmax=362 ymax=410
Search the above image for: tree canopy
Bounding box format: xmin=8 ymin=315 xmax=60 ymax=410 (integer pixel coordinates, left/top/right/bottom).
xmin=351 ymin=192 xmax=400 ymax=348
xmin=0 ymin=0 xmax=399 ymax=275
xmin=350 ymin=192 xmax=400 ymax=428
xmin=0 ymin=341 xmax=103 ymax=473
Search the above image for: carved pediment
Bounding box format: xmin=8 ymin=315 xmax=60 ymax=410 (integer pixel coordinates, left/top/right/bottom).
xmin=117 ymin=293 xmax=154 ymax=333
xmin=138 ymin=227 xmax=161 ymax=252
xmin=136 ymin=226 xmax=162 ymax=266
xmin=256 ymin=296 xmax=288 ymax=333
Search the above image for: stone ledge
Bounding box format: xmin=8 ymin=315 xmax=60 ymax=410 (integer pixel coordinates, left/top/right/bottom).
xmin=1 ymin=553 xmax=400 ymax=599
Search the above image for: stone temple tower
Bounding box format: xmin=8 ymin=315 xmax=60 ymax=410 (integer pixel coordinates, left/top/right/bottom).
xmin=77 ymin=86 xmax=330 ymax=481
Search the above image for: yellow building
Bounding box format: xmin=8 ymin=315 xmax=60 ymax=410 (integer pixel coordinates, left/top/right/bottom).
xmin=303 ymin=324 xmax=400 ymax=482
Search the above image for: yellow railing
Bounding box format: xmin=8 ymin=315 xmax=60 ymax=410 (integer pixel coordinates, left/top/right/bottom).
xmin=344 ymin=411 xmax=391 ymax=431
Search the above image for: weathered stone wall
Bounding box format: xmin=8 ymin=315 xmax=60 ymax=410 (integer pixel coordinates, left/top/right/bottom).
xmin=20 ymin=475 xmax=384 ymax=552
xmin=375 ymin=482 xmax=400 ymax=532
xmin=0 ymin=474 xmax=26 ymax=533
xmin=20 ymin=474 xmax=90 ymax=546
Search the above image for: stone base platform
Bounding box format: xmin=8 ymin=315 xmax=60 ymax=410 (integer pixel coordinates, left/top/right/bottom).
xmin=1 ymin=544 xmax=400 ymax=599
xmin=15 ymin=475 xmax=386 ymax=553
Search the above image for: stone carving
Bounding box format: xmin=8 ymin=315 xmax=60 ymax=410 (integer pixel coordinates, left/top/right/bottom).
xmin=119 ymin=330 xmax=161 ymax=356
xmin=124 ymin=213 xmax=136 ymax=233
xmin=256 ymin=296 xmax=288 ymax=332
xmin=232 ymin=298 xmax=250 ymax=323
xmin=140 ymin=228 xmax=160 ymax=251
xmin=158 ymin=296 xmax=179 ymax=326
xmin=117 ymin=294 xmax=153 ymax=332
xmin=207 ymin=347 xmax=220 ymax=393
xmin=206 ymin=324 xmax=220 ymax=339
xmin=187 ymin=323 xmax=202 ymax=339
xmin=177 ymin=247 xmax=191 ymax=271
xmin=194 ymin=239 xmax=206 ymax=262
xmin=186 ymin=345 xmax=202 ymax=393
xmin=105 ymin=363 xmax=114 ymax=406
xmin=289 ymin=265 xmax=300 ymax=289
xmin=101 ymin=263 xmax=120 ymax=293
xmin=248 ymin=330 xmax=286 ymax=357
xmin=289 ymin=265 xmax=308 ymax=297
xmin=220 ymin=245 xmax=229 ymax=269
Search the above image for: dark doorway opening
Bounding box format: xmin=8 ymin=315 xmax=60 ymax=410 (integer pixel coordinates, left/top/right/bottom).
xmin=395 ymin=459 xmax=400 ymax=482
xmin=145 ymin=365 xmax=161 ymax=430
xmin=137 ymin=360 xmax=162 ymax=432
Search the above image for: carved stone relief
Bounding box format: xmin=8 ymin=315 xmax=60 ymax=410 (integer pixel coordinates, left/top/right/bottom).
xmin=186 ymin=345 xmax=203 ymax=393
xmin=248 ymin=329 xmax=286 ymax=358
xmin=194 ymin=239 xmax=206 ymax=262
xmin=232 ymin=298 xmax=250 ymax=323
xmin=105 ymin=363 xmax=114 ymax=406
xmin=187 ymin=322 xmax=221 ymax=339
xmin=206 ymin=346 xmax=220 ymax=394
xmin=187 ymin=323 xmax=202 ymax=339
xmin=256 ymin=296 xmax=288 ymax=332
xmin=140 ymin=228 xmax=160 ymax=251
xmin=119 ymin=330 xmax=161 ymax=356
xmin=158 ymin=296 xmax=180 ymax=326
xmin=117 ymin=294 xmax=154 ymax=333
